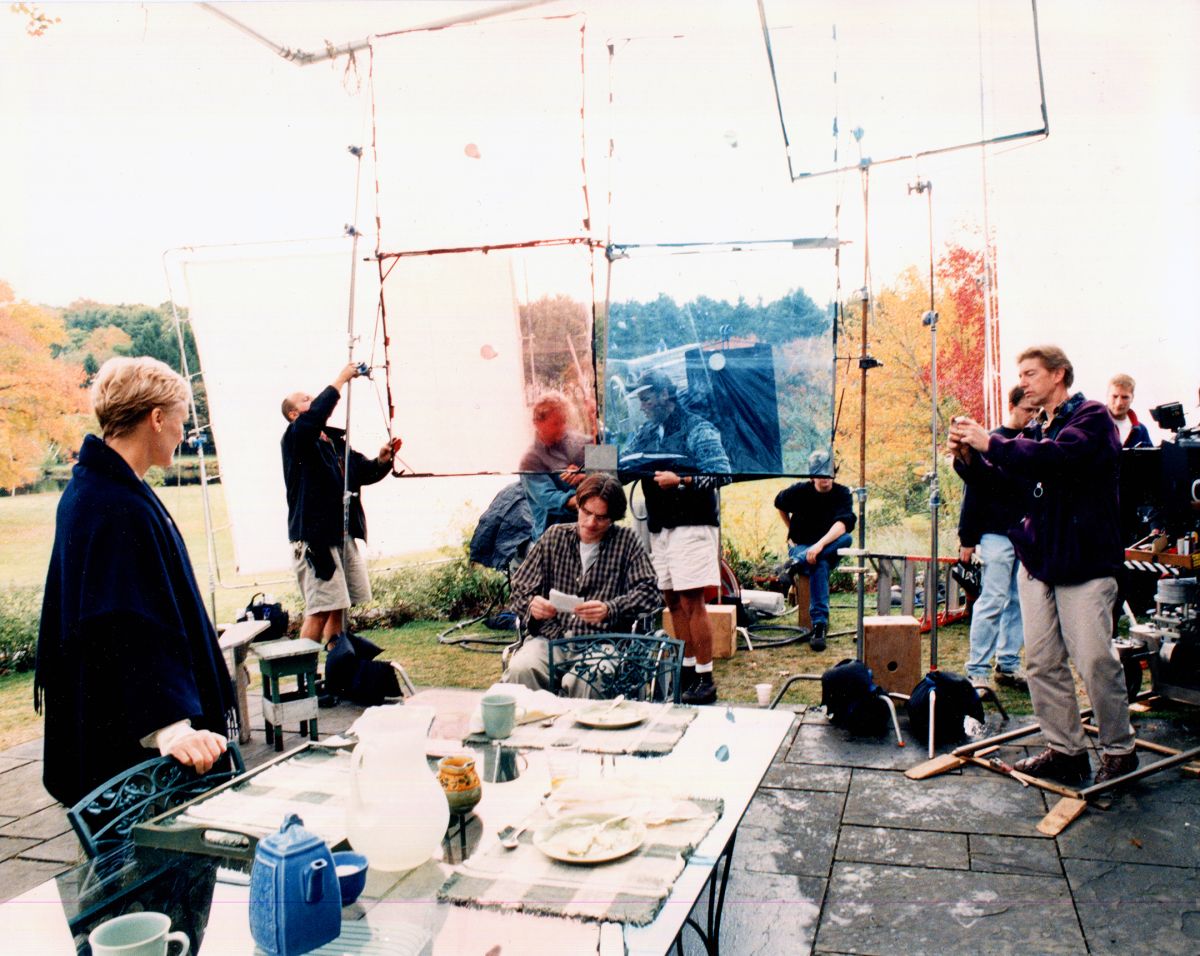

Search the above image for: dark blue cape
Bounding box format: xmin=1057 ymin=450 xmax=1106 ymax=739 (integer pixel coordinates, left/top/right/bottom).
xmin=35 ymin=435 xmax=234 ymax=805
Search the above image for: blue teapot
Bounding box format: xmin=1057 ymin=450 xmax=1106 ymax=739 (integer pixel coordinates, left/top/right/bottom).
xmin=249 ymin=814 xmax=342 ymax=955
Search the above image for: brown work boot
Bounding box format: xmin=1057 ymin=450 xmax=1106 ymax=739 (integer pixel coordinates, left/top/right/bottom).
xmin=1013 ymin=747 xmax=1091 ymax=784
xmin=1093 ymin=750 xmax=1139 ymax=787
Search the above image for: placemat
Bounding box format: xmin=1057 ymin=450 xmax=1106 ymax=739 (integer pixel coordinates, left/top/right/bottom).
xmin=135 ymin=746 xmax=351 ymax=857
xmin=437 ymin=796 xmax=722 ymax=926
xmin=465 ymin=702 xmax=696 ymax=756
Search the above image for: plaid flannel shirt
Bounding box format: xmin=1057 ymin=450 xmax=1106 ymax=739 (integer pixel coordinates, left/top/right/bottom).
xmin=509 ymin=522 xmax=661 ymax=640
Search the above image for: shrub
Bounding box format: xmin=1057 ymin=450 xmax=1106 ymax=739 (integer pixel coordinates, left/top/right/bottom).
xmin=0 ymin=587 xmax=41 ymax=674
xmin=369 ymin=546 xmax=508 ymax=622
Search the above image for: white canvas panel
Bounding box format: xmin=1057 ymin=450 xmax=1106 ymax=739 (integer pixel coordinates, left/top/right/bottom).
xmin=370 ymin=15 xmax=590 ymax=251
xmin=178 ymin=239 xmax=512 ymax=574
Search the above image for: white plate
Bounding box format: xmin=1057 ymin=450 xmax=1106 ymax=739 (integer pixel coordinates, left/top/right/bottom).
xmin=573 ymin=702 xmax=646 ymax=729
xmin=533 ymin=812 xmax=646 ymax=864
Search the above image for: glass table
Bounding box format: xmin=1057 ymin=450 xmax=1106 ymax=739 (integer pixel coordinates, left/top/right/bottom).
xmin=0 ymin=691 xmax=794 ymax=955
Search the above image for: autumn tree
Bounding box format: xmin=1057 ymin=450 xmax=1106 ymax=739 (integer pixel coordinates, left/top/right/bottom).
xmin=0 ymin=282 xmax=90 ymax=491
xmin=835 ymin=237 xmax=988 ymax=527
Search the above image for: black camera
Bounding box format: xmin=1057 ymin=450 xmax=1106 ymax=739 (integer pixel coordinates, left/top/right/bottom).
xmin=1150 ymin=401 xmax=1186 ymax=432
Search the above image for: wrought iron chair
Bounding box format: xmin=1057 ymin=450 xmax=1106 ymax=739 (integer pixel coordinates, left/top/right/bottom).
xmin=547 ymin=632 xmax=685 ymax=703
xmin=67 ymin=742 xmax=246 ymax=859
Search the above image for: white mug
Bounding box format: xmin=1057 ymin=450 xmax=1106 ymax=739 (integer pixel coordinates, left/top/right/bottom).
xmin=88 ymin=912 xmax=190 ymax=956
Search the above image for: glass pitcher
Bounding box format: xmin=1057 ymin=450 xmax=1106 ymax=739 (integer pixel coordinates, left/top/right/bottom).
xmin=345 ymin=705 xmax=449 ymax=871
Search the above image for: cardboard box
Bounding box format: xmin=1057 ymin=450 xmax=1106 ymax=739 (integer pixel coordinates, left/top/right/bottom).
xmin=662 ymin=604 xmax=738 ymax=659
xmin=862 ymin=614 xmax=922 ymax=694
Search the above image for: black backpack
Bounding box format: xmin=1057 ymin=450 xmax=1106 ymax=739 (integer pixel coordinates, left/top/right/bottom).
xmin=240 ymin=592 xmax=289 ymax=641
xmin=821 ymin=659 xmax=891 ymax=737
xmin=906 ymin=670 xmax=985 ymax=746
xmin=324 ymin=633 xmax=402 ymax=707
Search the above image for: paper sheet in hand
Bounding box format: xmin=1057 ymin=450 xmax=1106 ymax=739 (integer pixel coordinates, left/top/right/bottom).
xmin=549 ymin=588 xmax=583 ymax=613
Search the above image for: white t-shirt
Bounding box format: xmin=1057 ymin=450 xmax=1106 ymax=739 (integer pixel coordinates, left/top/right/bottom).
xmin=579 ymin=541 xmax=599 ymax=574
xmin=1114 ymin=415 xmax=1133 ymax=445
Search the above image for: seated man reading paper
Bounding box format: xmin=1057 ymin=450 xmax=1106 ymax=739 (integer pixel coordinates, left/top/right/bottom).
xmin=504 ymin=474 xmax=661 ymax=696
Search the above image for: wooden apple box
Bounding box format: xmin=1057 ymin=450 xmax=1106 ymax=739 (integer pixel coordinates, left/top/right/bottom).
xmin=662 ymin=604 xmax=738 ymax=659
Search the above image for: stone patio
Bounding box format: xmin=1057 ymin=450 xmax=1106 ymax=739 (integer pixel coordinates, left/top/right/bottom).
xmin=2 ymin=692 xmax=1198 ymax=954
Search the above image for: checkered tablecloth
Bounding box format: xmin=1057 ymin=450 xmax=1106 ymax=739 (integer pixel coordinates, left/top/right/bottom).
xmin=464 ymin=702 xmax=696 ymax=756
xmin=168 ymin=747 xmax=351 ymax=845
xmin=437 ymin=795 xmax=723 ymax=925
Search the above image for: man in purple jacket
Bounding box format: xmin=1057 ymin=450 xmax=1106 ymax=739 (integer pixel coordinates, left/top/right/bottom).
xmin=948 ymin=345 xmax=1137 ymax=787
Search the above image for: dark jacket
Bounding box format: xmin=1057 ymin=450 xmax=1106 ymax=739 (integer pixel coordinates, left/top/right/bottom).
xmin=1120 ymin=409 xmax=1153 ymax=449
xmin=981 ymin=394 xmax=1123 ymax=585
xmin=35 ymin=435 xmax=235 ymax=805
xmin=281 ymin=386 xmax=390 ymax=546
xmin=954 ymin=425 xmax=1029 ymax=547
xmin=626 ymin=406 xmax=731 ymax=532
xmin=774 ymin=481 xmax=857 ymax=545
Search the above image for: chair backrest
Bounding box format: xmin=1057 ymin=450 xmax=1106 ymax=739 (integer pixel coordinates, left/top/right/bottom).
xmin=547 ymin=632 xmax=684 ymax=703
xmin=67 ymin=742 xmax=245 ymax=858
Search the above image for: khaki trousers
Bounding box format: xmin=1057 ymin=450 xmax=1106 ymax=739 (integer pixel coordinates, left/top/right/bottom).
xmin=1017 ymin=571 xmax=1135 ymax=757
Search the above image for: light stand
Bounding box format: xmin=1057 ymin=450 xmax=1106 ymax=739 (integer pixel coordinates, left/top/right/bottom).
xmin=340 ymin=144 xmax=365 ymax=636
xmin=908 ymin=178 xmax=940 ymax=669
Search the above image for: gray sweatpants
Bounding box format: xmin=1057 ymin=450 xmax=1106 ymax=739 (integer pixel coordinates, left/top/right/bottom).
xmin=1017 ymin=571 xmax=1135 ymax=757
xmin=503 ymin=637 xmax=597 ymax=698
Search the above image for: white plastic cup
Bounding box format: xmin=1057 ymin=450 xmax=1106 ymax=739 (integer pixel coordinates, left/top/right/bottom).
xmin=755 ymin=683 xmax=773 ymax=707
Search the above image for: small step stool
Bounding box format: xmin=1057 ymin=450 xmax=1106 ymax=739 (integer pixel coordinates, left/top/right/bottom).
xmin=254 ymin=638 xmax=322 ymax=752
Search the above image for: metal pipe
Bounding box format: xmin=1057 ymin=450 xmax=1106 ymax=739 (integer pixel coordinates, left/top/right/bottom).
xmin=198 ymin=0 xmax=558 ymax=66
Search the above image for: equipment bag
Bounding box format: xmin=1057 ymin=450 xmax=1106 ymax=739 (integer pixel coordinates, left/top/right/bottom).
xmin=240 ymin=592 xmax=289 ymax=641
xmin=324 ymin=632 xmax=402 ymax=707
xmin=906 ymin=670 xmax=985 ymax=746
xmin=820 ymin=659 xmax=891 ymax=737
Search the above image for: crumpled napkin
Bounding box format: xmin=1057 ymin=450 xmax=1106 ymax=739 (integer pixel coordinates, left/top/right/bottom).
xmin=466 ymin=682 xmax=571 ymax=734
xmin=545 ymin=777 xmax=706 ymax=827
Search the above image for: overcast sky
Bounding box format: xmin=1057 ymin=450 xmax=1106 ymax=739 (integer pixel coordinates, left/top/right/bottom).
xmin=3 ymin=0 xmax=1197 ymax=430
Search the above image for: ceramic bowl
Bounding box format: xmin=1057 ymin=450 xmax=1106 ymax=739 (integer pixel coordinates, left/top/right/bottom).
xmin=331 ymin=851 xmax=369 ymax=906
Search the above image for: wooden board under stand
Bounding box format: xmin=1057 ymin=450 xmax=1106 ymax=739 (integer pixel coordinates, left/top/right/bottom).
xmin=863 ymin=615 xmax=922 ymax=694
xmin=1038 ymin=797 xmax=1088 ymax=836
xmin=663 ymin=604 xmax=738 ymax=659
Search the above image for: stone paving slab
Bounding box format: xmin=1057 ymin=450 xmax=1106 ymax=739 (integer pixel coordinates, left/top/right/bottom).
xmin=1066 ymin=858 xmax=1200 ymax=955
xmin=736 ymin=788 xmax=844 ymax=879
xmin=816 ymin=861 xmax=1086 ymax=955
xmin=835 ymin=824 xmax=969 ymax=870
xmin=0 ymin=761 xmax=57 ymax=818
xmin=0 ymin=857 xmax=69 ymax=901
xmin=968 ymin=834 xmax=1062 ymax=877
xmin=0 ymin=756 xmax=30 ymax=773
xmin=0 ymin=834 xmax=39 ymax=863
xmin=761 ymin=762 xmax=851 ymax=793
xmin=2 ymin=740 xmax=43 ymax=760
xmin=20 ymin=830 xmax=82 ymax=865
xmin=843 ymin=767 xmax=1051 ymax=838
xmin=0 ymin=804 xmax=70 ymax=841
xmin=785 ymin=723 xmax=925 ymax=771
xmin=681 ymin=868 xmax=824 ymax=956
xmin=1056 ymin=771 xmax=1200 ymax=869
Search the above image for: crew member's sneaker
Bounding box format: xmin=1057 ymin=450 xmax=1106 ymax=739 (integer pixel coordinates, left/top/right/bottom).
xmin=1013 ymin=747 xmax=1091 ymax=784
xmin=1094 ymin=750 xmax=1139 ymax=786
xmin=681 ymin=674 xmax=718 ymax=706
xmin=993 ymin=667 xmax=1029 ymax=692
xmin=809 ymin=621 xmax=828 ymax=653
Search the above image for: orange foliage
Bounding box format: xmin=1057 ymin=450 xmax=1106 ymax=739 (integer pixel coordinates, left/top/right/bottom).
xmin=0 ymin=283 xmax=90 ymax=490
xmin=835 ymin=238 xmax=987 ymax=519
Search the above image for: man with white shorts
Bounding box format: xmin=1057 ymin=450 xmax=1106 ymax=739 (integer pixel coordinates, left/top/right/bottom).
xmin=627 ymin=371 xmax=731 ymax=705
xmin=281 ymin=363 xmax=398 ymax=642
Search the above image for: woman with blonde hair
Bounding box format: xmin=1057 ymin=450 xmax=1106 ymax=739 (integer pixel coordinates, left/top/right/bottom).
xmin=36 ymin=356 xmax=235 ymax=805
